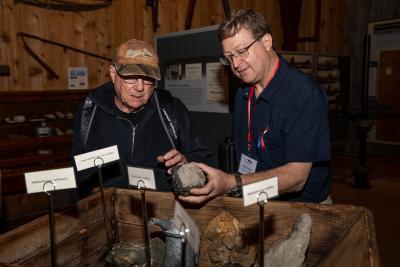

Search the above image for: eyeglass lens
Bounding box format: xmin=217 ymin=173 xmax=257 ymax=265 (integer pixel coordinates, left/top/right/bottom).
xmin=221 ymin=34 xmax=263 ymax=65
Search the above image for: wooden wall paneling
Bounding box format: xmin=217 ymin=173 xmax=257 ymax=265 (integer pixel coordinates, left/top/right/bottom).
xmin=114 ymin=0 xmax=138 ymax=44
xmin=13 ymin=2 xmax=29 ymax=91
xmin=66 ymin=12 xmax=84 ymax=90
xmin=297 ymin=0 xmax=347 ymax=54
xmin=24 ymin=4 xmax=46 ymax=90
xmin=45 ymin=11 xmax=66 ymax=90
xmin=83 ymin=9 xmax=112 ymax=89
xmin=323 ymin=0 xmax=347 ymax=54
xmin=298 ymin=0 xmax=317 ymax=52
xmin=263 ymin=0 xmax=283 ymax=49
xmin=0 ymin=0 xmax=13 ymax=91
xmin=96 ymin=9 xmax=114 ymax=88
xmin=158 ymin=0 xmax=186 ymax=35
xmin=141 ymin=1 xmax=155 ymax=43
xmin=0 ymin=0 xmax=350 ymax=92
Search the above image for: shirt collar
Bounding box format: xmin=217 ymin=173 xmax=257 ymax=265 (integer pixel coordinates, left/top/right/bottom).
xmin=242 ymin=55 xmax=289 ymax=102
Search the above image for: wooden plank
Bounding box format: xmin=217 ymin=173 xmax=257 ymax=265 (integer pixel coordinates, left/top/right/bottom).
xmin=114 ymin=189 xmax=378 ymax=266
xmin=0 ymin=188 xmax=116 ymax=265
xmin=317 ymin=208 xmax=380 ymax=267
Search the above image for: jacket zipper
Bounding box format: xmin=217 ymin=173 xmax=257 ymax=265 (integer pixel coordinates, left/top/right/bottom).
xmin=117 ymin=116 xmax=138 ymax=162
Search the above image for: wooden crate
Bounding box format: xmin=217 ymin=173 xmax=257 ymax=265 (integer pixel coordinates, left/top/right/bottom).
xmin=0 ymin=188 xmax=380 ymax=266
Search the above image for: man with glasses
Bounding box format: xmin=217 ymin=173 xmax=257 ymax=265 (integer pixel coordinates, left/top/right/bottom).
xmin=71 ymin=39 xmax=211 ymax=199
xmin=180 ymin=9 xmax=332 ymax=204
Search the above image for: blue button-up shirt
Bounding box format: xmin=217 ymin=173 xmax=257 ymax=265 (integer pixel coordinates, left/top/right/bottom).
xmin=233 ymin=56 xmax=332 ymax=202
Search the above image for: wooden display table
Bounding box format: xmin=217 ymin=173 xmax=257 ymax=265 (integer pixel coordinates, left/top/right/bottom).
xmin=0 ymin=188 xmax=379 ymax=266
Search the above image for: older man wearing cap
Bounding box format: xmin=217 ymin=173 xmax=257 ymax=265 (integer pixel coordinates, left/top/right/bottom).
xmin=71 ymin=39 xmax=211 ymax=199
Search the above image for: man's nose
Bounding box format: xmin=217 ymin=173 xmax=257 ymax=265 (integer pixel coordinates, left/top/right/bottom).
xmin=231 ymin=55 xmax=242 ymax=69
xmin=132 ymin=79 xmax=145 ymax=91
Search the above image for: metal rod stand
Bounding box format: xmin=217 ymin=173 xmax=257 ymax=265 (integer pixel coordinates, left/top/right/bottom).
xmin=94 ymin=157 xmax=112 ymax=249
xmin=43 ymin=181 xmax=57 ymax=267
xmin=138 ymin=180 xmax=151 ymax=267
xmin=179 ymin=223 xmax=188 ymax=267
xmin=257 ymin=191 xmax=268 ymax=267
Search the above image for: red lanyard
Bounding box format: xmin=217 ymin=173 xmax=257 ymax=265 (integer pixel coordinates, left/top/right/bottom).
xmin=247 ymin=86 xmax=255 ymax=151
xmin=247 ymin=58 xmax=280 ymax=152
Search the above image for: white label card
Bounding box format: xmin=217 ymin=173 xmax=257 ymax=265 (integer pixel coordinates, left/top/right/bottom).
xmin=242 ymin=177 xmax=279 ymax=207
xmin=74 ymin=145 xmax=120 ymax=171
xmin=25 ymin=167 xmax=76 ymax=194
xmin=127 ymin=166 xmax=156 ymax=190
xmin=173 ymin=201 xmax=200 ymax=255
xmin=238 ymin=153 xmax=258 ymax=174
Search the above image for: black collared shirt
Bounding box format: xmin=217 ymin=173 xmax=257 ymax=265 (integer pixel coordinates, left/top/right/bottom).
xmin=233 ymin=56 xmax=332 ymax=202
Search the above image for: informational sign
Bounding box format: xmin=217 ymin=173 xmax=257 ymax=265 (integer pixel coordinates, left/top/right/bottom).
xmin=68 ymin=67 xmax=88 ymax=89
xmin=127 ymin=166 xmax=156 ymax=190
xmin=74 ymin=145 xmax=120 ymax=171
xmin=242 ymin=177 xmax=279 ymax=207
xmin=25 ymin=167 xmax=76 ymax=194
xmin=172 ymin=201 xmax=200 ymax=254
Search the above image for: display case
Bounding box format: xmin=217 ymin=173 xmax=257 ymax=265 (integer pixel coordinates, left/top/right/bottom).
xmin=0 ymin=189 xmax=380 ymax=266
xmin=280 ymin=51 xmax=314 ymax=76
xmin=0 ymin=90 xmax=89 ymax=231
xmin=280 ymin=52 xmax=351 ymax=144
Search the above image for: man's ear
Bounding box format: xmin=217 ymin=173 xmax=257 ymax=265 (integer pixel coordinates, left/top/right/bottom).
xmin=261 ymin=33 xmax=273 ymax=52
xmin=109 ymin=65 xmax=116 ymax=83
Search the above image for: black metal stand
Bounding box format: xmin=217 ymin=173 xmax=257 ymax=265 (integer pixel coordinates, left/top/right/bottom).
xmin=94 ymin=157 xmax=112 ymax=249
xmin=257 ymin=192 xmax=268 ymax=267
xmin=179 ymin=223 xmax=188 ymax=267
xmin=43 ymin=181 xmax=57 ymax=267
xmin=138 ymin=180 xmax=151 ymax=267
xmin=353 ymin=35 xmax=372 ymax=189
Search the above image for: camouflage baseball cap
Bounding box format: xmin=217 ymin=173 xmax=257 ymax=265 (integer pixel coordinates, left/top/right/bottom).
xmin=112 ymin=39 xmax=161 ymax=80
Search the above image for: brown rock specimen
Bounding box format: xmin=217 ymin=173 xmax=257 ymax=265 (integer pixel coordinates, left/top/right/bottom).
xmin=200 ymin=211 xmax=257 ymax=267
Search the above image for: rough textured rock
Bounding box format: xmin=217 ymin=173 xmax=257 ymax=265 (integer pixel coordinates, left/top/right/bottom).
xmin=171 ymin=162 xmax=206 ymax=196
xmin=200 ymin=211 xmax=257 ymax=267
xmin=256 ymin=213 xmax=312 ymax=267
xmin=105 ymin=238 xmax=165 ymax=267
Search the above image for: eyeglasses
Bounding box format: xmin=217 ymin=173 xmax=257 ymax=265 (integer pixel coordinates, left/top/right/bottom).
xmin=118 ymin=73 xmax=155 ymax=86
xmin=220 ymin=34 xmax=263 ymax=66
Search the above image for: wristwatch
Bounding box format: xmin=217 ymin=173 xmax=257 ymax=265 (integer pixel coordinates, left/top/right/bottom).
xmin=230 ymin=173 xmax=243 ymax=197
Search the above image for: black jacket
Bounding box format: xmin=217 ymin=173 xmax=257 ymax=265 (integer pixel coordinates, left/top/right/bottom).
xmin=72 ymin=82 xmax=211 ymax=198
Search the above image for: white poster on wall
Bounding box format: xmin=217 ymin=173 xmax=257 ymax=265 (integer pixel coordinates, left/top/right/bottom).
xmin=68 ymin=67 xmax=88 ymax=89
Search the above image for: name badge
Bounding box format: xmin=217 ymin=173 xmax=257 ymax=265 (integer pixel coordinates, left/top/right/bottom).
xmin=242 ymin=177 xmax=278 ymax=207
xmin=127 ymin=166 xmax=156 ymax=190
xmin=25 ymin=167 xmax=76 ymax=194
xmin=238 ymin=153 xmax=257 ymax=174
xmin=74 ymin=145 xmax=120 ymax=171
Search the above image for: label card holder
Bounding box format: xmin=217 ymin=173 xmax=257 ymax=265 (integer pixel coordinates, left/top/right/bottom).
xmin=127 ymin=166 xmax=157 ymax=190
xmin=242 ymin=177 xmax=278 ymax=207
xmin=74 ymin=145 xmax=120 ymax=171
xmin=24 ymin=167 xmax=76 ymax=194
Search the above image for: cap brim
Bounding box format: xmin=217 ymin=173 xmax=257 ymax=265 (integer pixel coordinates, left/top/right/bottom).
xmin=115 ymin=63 xmax=161 ymax=80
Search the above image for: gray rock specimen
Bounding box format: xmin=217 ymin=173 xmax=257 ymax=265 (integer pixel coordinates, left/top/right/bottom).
xmin=256 ymin=213 xmax=312 ymax=267
xmin=171 ymin=162 xmax=206 ymax=196
xmin=105 ymin=238 xmax=165 ymax=267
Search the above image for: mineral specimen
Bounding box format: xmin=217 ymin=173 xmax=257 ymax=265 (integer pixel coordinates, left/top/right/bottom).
xmin=105 ymin=238 xmax=165 ymax=267
xmin=171 ymin=162 xmax=206 ymax=196
xmin=255 ymin=213 xmax=312 ymax=267
xmin=200 ymin=211 xmax=257 ymax=266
